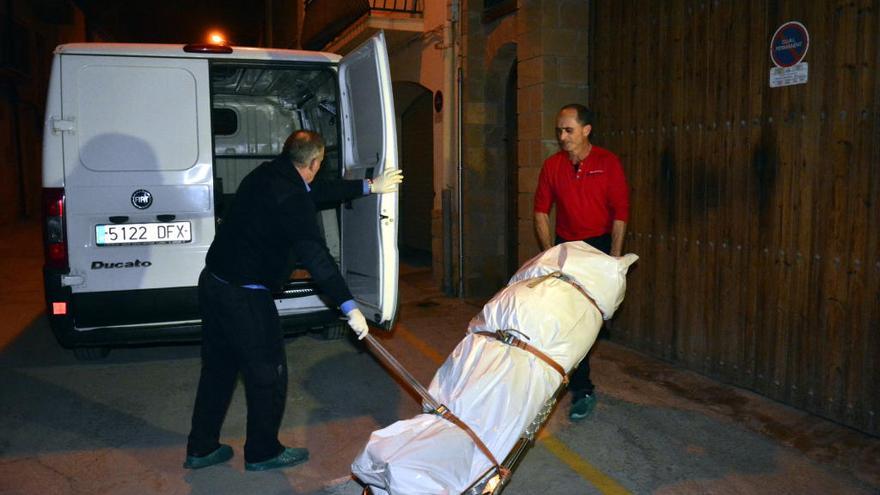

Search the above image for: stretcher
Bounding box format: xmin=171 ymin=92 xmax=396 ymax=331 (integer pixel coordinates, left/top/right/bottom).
xmin=353 ymin=242 xmax=638 ymax=494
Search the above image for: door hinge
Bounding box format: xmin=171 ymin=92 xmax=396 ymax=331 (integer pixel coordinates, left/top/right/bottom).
xmin=51 ymin=116 xmax=76 ymax=134
xmin=61 ymin=275 xmax=84 ymax=287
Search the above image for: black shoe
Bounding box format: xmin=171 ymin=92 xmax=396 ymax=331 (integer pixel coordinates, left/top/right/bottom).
xmin=569 ymin=393 xmax=597 ymax=421
xmin=183 ymin=444 xmax=234 ymax=469
xmin=245 ymin=447 xmax=309 ymax=472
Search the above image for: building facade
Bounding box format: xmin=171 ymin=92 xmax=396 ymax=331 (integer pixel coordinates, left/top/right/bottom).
xmin=301 ymin=0 xmax=589 ymax=297
xmin=301 ymin=0 xmax=880 ymax=437
xmin=0 ymin=0 xmax=85 ymax=225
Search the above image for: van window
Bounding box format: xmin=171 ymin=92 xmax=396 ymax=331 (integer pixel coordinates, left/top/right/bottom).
xmin=77 ymin=64 xmax=200 ymax=172
xmin=211 ymin=108 xmax=238 ymax=136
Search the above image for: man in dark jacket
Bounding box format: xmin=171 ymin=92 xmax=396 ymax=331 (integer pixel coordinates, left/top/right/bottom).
xmin=184 ymin=130 xmax=402 ymax=471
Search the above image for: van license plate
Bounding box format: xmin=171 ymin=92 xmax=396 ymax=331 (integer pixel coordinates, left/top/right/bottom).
xmin=95 ymin=221 xmax=192 ymax=246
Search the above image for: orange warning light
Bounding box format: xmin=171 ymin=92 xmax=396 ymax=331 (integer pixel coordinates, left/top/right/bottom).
xmin=207 ymin=31 xmax=228 ymax=45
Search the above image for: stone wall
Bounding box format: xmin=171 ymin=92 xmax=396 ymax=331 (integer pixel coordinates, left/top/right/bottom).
xmin=458 ymin=0 xmax=590 ymax=296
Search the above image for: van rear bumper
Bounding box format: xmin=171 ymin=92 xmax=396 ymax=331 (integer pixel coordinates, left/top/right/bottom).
xmin=47 ymin=311 xmax=342 ymax=348
xmin=43 ymin=269 xmax=341 ymax=348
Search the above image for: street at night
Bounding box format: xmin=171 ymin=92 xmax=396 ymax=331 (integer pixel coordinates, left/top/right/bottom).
xmin=2 ymin=1 xmax=879 ymax=494
xmin=1 ymin=220 xmax=876 ymax=494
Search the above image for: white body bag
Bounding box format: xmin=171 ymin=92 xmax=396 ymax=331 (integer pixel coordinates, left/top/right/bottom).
xmin=352 ymin=242 xmax=638 ymax=494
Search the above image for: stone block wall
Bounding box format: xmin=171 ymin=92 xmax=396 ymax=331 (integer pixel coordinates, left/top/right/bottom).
xmin=457 ymin=0 xmax=590 ymax=296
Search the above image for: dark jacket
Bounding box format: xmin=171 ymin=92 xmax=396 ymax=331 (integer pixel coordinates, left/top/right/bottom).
xmin=206 ymin=155 xmax=364 ymax=304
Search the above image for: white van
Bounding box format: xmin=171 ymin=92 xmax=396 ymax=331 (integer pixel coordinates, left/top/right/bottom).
xmin=41 ymin=34 xmax=399 ymax=359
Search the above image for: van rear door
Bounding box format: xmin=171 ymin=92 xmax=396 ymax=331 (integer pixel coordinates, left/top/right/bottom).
xmin=338 ymin=33 xmax=399 ymax=328
xmin=59 ymin=54 xmax=214 ymax=295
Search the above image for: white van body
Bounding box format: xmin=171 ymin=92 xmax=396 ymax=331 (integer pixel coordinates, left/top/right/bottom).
xmin=41 ymin=35 xmax=399 ymax=358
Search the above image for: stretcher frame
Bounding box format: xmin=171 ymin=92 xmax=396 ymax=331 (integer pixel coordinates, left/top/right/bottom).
xmin=356 ymin=248 xmax=635 ymax=495
xmin=461 ymin=379 xmax=568 ymax=495
xmin=357 ymin=333 xmax=571 ymax=495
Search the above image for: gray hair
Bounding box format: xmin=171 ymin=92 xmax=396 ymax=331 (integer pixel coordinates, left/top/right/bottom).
xmin=283 ymin=130 xmax=325 ymax=168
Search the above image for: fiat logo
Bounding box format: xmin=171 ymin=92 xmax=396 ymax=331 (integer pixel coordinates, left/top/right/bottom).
xmin=131 ymin=189 xmax=153 ymax=209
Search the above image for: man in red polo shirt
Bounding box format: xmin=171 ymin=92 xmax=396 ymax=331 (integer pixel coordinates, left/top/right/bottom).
xmin=534 ymin=103 xmax=629 ymax=420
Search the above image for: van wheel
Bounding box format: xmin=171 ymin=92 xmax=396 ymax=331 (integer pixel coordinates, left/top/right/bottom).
xmin=320 ymin=322 xmax=347 ymax=340
xmin=73 ymin=347 xmax=110 ymax=360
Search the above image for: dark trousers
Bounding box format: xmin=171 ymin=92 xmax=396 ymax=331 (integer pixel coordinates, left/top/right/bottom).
xmin=187 ymin=269 xmax=288 ymax=463
xmin=555 ymin=233 xmax=611 ymax=397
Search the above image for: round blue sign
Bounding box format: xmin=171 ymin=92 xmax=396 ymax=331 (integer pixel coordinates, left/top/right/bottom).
xmin=770 ymin=21 xmax=809 ymax=68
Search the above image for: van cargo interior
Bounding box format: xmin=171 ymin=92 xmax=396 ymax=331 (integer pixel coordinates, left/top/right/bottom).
xmin=209 ymin=64 xmax=342 ymax=275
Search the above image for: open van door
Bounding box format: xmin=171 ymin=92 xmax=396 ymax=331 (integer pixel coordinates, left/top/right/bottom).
xmin=338 ymin=32 xmax=399 ymax=329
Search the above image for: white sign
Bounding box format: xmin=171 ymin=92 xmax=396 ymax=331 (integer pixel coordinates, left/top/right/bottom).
xmin=769 ymin=62 xmax=808 ymax=88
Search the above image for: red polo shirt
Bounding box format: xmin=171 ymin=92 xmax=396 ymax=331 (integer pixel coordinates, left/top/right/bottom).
xmin=534 ymin=146 xmax=630 ymax=241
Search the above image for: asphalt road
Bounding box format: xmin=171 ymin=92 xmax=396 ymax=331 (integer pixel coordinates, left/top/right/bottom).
xmin=1 ymin=220 xmax=877 ymax=495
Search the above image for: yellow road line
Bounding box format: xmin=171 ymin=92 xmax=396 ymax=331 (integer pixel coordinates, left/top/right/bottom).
xmin=393 ymin=323 xmax=446 ymax=365
xmin=540 ymin=435 xmax=632 ymax=495
xmin=395 ymin=322 xmax=631 ymax=494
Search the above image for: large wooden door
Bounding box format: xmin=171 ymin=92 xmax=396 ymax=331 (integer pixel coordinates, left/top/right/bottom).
xmin=592 ymin=0 xmax=879 ymax=436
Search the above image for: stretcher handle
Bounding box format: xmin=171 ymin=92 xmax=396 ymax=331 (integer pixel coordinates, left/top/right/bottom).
xmin=363 ymin=334 xmax=441 ymax=411
xmin=362 ymin=334 xmax=510 ymax=483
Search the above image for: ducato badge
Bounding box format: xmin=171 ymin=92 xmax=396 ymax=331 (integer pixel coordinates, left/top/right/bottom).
xmin=131 ymin=189 xmax=153 ymax=209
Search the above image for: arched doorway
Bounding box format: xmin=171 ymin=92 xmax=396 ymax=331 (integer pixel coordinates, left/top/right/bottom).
xmin=504 ymin=59 xmax=518 ymax=277
xmin=485 ymin=43 xmax=518 ymax=280
xmin=393 ymin=82 xmax=434 ymax=265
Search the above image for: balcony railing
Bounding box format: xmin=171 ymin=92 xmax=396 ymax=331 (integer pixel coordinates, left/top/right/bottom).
xmin=302 ymin=0 xmax=423 ymax=50
xmin=370 ymin=0 xmax=422 ymax=13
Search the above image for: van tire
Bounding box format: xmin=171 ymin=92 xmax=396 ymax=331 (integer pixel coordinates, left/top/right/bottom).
xmin=320 ymin=322 xmax=347 ymax=340
xmin=73 ymin=346 xmax=110 ymax=360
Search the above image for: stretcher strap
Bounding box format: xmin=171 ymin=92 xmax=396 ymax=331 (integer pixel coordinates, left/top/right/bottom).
xmin=474 ymin=330 xmax=569 ymax=385
xmin=363 ymin=335 xmax=510 ymax=481
xmin=473 ymin=271 xmax=601 ymax=386
xmin=526 ymin=270 xmax=601 ymax=314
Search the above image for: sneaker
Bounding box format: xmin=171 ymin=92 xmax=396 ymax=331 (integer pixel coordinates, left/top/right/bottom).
xmin=245 ymin=447 xmax=309 ymax=472
xmin=569 ymin=393 xmax=597 ymax=421
xmin=183 ymin=444 xmax=234 ymax=469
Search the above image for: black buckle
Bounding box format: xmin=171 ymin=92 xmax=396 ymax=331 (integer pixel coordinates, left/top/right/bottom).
xmin=496 ymin=329 xmax=529 ymax=345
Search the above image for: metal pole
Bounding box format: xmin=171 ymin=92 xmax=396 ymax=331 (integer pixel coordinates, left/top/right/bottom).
xmin=363 ymin=334 xmax=441 ymax=412
xmin=457 ymin=65 xmax=464 ymax=298
xmin=450 ymin=0 xmax=464 ymax=298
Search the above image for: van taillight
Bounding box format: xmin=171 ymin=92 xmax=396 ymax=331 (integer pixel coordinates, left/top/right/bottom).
xmin=43 ymin=188 xmax=68 ymax=270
